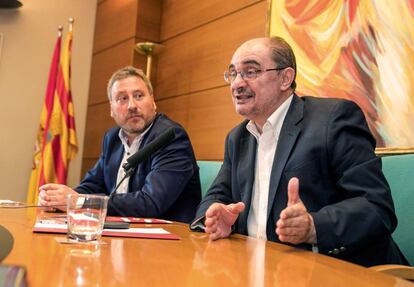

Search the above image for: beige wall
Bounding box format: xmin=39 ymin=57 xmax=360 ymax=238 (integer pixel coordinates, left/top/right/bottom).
xmin=0 ymin=0 xmax=97 ymax=201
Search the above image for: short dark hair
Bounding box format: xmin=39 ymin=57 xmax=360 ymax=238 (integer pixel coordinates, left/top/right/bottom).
xmin=107 ymin=66 xmax=153 ymax=101
xmin=269 ymin=36 xmax=297 ymax=91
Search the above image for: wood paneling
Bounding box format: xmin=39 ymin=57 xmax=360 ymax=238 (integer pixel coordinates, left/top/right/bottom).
xmin=83 ymin=0 xmax=162 ymax=175
xmin=81 ymin=158 xmax=98 ymax=178
xmin=89 ymin=39 xmax=137 ymax=105
xmin=136 ymin=0 xmax=162 ymax=42
xmin=161 ymin=0 xmax=262 ymax=40
xmin=83 ymin=103 xmax=114 ymax=159
xmin=93 ymin=0 xmax=138 ymax=53
xmin=156 ymin=86 xmax=244 ymax=160
xmin=155 ymin=95 xmax=190 ymax=126
xmin=155 ymin=1 xmax=268 ymax=100
xmin=94 ymin=0 xmax=161 ymax=53
xmin=84 ymin=0 xmax=269 ymax=168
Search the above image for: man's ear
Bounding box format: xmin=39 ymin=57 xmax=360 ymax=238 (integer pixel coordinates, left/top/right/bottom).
xmin=280 ymin=67 xmax=295 ymax=91
xmin=152 ymin=96 xmax=157 ymax=111
xmin=110 ymin=105 xmax=114 ymax=118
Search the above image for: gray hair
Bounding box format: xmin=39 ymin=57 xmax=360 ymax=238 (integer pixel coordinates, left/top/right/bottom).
xmin=107 ymin=66 xmax=153 ymax=101
xmin=268 ymin=36 xmax=297 ymax=91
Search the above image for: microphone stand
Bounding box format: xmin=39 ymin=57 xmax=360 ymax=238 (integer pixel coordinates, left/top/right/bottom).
xmin=106 ymin=165 xmax=136 ymax=219
xmin=110 ymin=165 xmax=136 ymax=198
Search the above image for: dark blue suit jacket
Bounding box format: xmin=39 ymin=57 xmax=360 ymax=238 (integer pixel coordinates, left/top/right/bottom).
xmin=193 ymin=95 xmax=408 ymax=266
xmin=76 ymin=113 xmax=201 ymax=223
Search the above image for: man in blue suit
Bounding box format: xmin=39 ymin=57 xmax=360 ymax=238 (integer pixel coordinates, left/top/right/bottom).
xmin=191 ymin=37 xmax=408 ymax=266
xmin=39 ymin=66 xmax=201 ymax=223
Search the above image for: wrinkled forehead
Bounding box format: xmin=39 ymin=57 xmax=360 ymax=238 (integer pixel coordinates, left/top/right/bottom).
xmin=112 ymin=76 xmax=148 ymax=94
xmin=229 ymin=39 xmax=273 ymax=69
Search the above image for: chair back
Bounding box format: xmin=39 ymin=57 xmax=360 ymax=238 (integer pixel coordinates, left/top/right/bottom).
xmin=197 ymin=160 xmax=222 ymax=197
xmin=381 ymin=154 xmax=414 ymax=265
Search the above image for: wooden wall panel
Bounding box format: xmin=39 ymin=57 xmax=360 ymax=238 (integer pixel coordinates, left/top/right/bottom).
xmin=161 ymin=0 xmax=262 ymax=40
xmin=81 ymin=159 xmax=99 ymax=179
xmin=82 ymin=0 xmax=162 ymax=176
xmin=89 ymin=39 xmax=137 ymax=105
xmin=155 ymin=0 xmax=268 ymax=160
xmin=88 ymin=37 xmax=157 ymax=107
xmin=155 ymin=1 xmax=268 ymax=100
xmin=84 ymin=0 xmax=269 ymax=174
xmin=156 ymin=86 xmax=244 ymax=160
xmin=83 ymin=103 xmax=114 ymax=159
xmin=93 ymin=0 xmax=138 ymax=53
xmin=136 ymin=0 xmax=162 ymax=41
xmin=156 ymin=96 xmax=190 ymax=126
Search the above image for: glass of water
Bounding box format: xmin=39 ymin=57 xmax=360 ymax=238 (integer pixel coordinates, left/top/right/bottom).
xmin=67 ymin=194 xmax=109 ymax=242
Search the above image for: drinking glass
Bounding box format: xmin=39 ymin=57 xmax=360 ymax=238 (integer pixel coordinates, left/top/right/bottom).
xmin=67 ymin=194 xmax=108 ymax=242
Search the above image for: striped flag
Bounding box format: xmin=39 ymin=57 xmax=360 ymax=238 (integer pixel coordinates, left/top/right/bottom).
xmin=27 ymin=25 xmax=78 ymax=204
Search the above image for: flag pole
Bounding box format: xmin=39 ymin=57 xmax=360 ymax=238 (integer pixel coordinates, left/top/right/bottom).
xmin=68 ymin=17 xmax=74 ymax=32
xmin=58 ymin=25 xmax=63 ymax=37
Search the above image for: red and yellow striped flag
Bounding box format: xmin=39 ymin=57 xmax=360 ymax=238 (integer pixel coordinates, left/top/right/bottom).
xmin=27 ymin=25 xmax=78 ymax=204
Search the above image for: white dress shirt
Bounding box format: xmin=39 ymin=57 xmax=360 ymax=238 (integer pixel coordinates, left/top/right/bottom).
xmin=246 ymin=95 xmax=293 ymax=240
xmin=115 ymin=124 xmax=152 ymax=194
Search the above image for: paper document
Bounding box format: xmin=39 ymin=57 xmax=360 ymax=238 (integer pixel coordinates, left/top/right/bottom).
xmin=33 ymin=222 xmax=180 ymax=240
xmin=0 ymin=200 xmax=26 ymax=208
xmin=105 ymin=216 xmax=172 ymax=224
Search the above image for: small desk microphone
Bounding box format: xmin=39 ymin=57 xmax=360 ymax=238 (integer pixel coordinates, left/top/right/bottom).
xmin=110 ymin=127 xmax=176 ymax=196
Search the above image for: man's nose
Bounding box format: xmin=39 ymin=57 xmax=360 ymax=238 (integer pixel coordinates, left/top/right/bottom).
xmin=231 ymin=72 xmax=247 ymax=91
xmin=127 ymin=96 xmax=138 ymax=109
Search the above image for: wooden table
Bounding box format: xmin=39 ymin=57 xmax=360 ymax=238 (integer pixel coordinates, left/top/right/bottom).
xmin=0 ymin=208 xmax=412 ymax=287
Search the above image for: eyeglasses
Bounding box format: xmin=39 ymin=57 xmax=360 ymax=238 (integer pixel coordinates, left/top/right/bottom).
xmin=223 ymin=67 xmax=286 ymax=83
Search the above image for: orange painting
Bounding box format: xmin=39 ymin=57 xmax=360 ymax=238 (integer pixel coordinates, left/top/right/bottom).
xmin=270 ymin=0 xmax=414 ymax=149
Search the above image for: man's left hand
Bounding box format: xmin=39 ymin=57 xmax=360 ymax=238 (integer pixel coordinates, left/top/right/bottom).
xmin=275 ymin=177 xmax=316 ymax=244
xmin=38 ymin=184 xmax=78 ymax=211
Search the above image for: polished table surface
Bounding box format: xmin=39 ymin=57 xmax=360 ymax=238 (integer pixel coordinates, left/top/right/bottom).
xmin=0 ymin=208 xmax=413 ymax=287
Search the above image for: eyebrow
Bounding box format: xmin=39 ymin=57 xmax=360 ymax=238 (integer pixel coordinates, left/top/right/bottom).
xmin=115 ymin=88 xmax=145 ymax=95
xmin=228 ymin=59 xmax=261 ymax=69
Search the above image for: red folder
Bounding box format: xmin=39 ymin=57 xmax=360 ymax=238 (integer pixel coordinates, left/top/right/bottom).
xmin=105 ymin=216 xmax=172 ymax=224
xmin=32 ymin=222 xmax=179 ymax=240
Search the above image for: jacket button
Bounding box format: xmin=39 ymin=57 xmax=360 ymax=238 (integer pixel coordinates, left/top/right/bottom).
xmin=340 ymin=247 xmax=346 ymax=252
xmin=328 ymin=250 xmax=333 ymax=254
xmin=333 ymin=248 xmax=340 ymax=255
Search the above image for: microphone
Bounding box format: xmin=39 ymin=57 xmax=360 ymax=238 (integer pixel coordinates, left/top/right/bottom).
xmin=123 ymin=127 xmax=176 ymax=173
xmin=111 ymin=127 xmax=176 ymax=195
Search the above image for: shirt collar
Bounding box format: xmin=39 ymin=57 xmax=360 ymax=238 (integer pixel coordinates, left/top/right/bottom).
xmin=118 ymin=121 xmax=154 ymax=149
xmin=246 ymin=94 xmax=293 ymax=139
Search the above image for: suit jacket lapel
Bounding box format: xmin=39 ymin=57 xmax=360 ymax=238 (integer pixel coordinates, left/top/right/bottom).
xmin=267 ymin=95 xmax=303 ymax=219
xmin=127 ymin=115 xmax=160 ymax=191
xmin=237 ymin=130 xmax=256 ymax=234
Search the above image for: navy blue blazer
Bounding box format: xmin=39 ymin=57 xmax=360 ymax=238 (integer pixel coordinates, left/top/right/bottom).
xmin=76 ymin=113 xmax=201 ymax=223
xmin=193 ymin=95 xmax=408 ymax=266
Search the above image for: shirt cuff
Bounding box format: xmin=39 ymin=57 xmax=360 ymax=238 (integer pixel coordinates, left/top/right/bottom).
xmin=190 ymin=216 xmax=206 ymax=232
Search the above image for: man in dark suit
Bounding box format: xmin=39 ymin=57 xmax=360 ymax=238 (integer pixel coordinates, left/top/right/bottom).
xmin=191 ymin=37 xmax=408 ymax=266
xmin=39 ymin=66 xmax=201 ymax=223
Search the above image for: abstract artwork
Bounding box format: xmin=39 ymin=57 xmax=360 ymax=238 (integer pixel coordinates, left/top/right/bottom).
xmin=270 ymin=0 xmax=414 ymax=152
